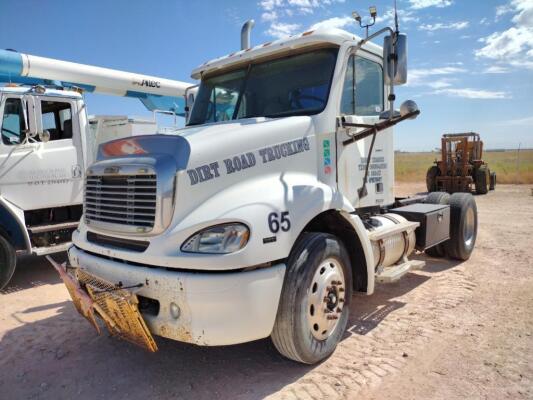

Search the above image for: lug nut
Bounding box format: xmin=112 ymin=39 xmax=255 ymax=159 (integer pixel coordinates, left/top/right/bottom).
xmin=324 ymin=309 xmax=331 ymax=313
xmin=323 ymin=296 xmax=329 ymax=302
xmin=338 ymin=288 xmax=345 ymax=293
xmin=327 ymin=315 xmax=338 ymax=320
xmin=339 ymin=298 xmax=345 ymax=303
xmin=336 ymin=307 xmax=342 ymax=313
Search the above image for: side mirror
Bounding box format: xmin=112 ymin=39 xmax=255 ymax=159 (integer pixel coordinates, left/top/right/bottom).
xmin=383 ymin=33 xmax=407 ymax=85
xmin=39 ymin=130 xmax=51 ymax=143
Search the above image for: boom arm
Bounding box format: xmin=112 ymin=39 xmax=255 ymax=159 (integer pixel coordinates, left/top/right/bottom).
xmin=0 ymin=49 xmax=194 ymax=115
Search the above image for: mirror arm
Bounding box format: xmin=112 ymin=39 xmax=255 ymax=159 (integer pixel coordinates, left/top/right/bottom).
xmin=341 ymin=109 xmax=420 ymax=147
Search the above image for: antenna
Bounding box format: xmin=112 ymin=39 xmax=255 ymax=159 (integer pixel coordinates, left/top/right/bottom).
xmin=394 ymin=0 xmax=399 ymax=33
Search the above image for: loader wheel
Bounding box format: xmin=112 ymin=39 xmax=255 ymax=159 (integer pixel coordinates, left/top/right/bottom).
xmin=424 ymin=192 xmax=450 ymax=257
xmin=444 ymin=193 xmax=477 ymax=261
xmin=489 ymin=172 xmax=496 ymax=190
xmin=0 ymin=234 xmax=17 ymax=291
xmin=271 ymin=232 xmax=352 ymax=364
xmin=475 ymin=165 xmax=489 ymax=195
xmin=426 ymin=166 xmax=439 ymax=192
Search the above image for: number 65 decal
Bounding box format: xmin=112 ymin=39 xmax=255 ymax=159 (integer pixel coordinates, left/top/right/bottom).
xmin=268 ymin=211 xmax=291 ymax=233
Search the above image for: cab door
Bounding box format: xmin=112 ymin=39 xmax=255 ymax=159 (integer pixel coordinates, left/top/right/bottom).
xmin=0 ymin=94 xmax=83 ymax=210
xmin=336 ymin=51 xmax=394 ymax=208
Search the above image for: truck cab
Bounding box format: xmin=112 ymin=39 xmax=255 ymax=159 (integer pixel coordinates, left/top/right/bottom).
xmin=61 ymin=26 xmax=478 ymax=364
xmin=0 ymin=86 xmax=86 ymax=262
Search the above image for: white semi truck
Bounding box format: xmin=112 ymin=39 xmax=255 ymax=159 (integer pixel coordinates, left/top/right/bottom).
xmin=51 ymin=19 xmax=478 ymax=364
xmin=0 ymin=49 xmax=193 ymax=289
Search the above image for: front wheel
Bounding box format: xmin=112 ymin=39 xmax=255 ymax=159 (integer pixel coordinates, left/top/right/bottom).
xmin=271 ymin=232 xmax=353 ymax=364
xmin=0 ymin=234 xmax=17 ymax=290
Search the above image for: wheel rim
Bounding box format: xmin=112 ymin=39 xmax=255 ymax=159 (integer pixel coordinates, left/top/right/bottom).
xmin=306 ymin=257 xmax=346 ymax=341
xmin=463 ymin=207 xmax=475 ymax=248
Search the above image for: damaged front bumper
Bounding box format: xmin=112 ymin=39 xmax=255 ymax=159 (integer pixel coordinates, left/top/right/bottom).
xmin=55 ymin=246 xmax=285 ymax=349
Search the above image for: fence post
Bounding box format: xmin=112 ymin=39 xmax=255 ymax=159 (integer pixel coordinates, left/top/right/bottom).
xmin=516 ymin=143 xmax=521 ymax=184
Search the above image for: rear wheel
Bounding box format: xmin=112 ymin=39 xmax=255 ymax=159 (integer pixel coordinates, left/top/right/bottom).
xmin=426 ymin=165 xmax=439 ymax=192
xmin=444 ymin=193 xmax=478 ymax=260
xmin=0 ymin=234 xmax=17 ymax=291
xmin=424 ymin=192 xmax=450 ymax=257
xmin=271 ymin=232 xmax=352 ymax=364
xmin=489 ymin=172 xmax=496 ymax=190
xmin=475 ymin=165 xmax=489 ymax=194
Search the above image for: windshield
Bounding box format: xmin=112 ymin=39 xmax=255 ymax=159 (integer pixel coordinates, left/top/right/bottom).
xmin=188 ymin=48 xmax=338 ymax=125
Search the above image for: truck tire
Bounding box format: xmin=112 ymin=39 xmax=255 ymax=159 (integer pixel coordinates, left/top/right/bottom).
xmin=0 ymin=234 xmax=17 ymax=291
xmin=271 ymin=232 xmax=352 ymax=364
xmin=426 ymin=166 xmax=439 ymax=193
xmin=424 ymin=192 xmax=450 ymax=257
xmin=489 ymin=172 xmax=496 ymax=190
xmin=444 ymin=193 xmax=477 ymax=261
xmin=475 ymin=165 xmax=489 ymax=195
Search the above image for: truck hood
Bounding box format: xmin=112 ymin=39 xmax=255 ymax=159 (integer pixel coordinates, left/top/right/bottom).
xmin=95 ymin=116 xmax=313 ymax=172
xmin=176 ymin=116 xmax=313 ymax=170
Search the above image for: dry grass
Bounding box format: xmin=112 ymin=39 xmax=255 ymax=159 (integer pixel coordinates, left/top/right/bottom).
xmin=395 ymin=149 xmax=533 ymax=184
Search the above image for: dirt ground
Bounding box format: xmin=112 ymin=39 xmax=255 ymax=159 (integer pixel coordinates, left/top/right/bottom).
xmin=1 ymin=183 xmax=532 ymax=400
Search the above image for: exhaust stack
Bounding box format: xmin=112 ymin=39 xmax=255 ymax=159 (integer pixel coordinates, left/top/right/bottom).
xmin=241 ymin=20 xmax=255 ymax=50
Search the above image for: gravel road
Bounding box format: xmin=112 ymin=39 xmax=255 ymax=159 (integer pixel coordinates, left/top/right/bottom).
xmin=1 ymin=184 xmax=531 ymax=400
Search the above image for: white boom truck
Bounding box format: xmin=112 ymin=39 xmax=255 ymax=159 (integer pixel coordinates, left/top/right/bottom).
xmin=52 ymin=20 xmax=478 ymax=364
xmin=0 ymin=49 xmax=193 ymax=289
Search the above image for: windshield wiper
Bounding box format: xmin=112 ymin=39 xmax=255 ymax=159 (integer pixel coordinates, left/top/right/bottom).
xmin=263 ymin=108 xmax=322 ymax=119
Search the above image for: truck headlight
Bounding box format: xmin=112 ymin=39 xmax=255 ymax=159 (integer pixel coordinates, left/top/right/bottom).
xmin=181 ymin=223 xmax=250 ymax=254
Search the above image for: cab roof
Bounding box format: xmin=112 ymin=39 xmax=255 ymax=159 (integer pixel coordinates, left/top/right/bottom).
xmin=0 ymin=85 xmax=82 ymax=99
xmin=191 ymin=27 xmax=383 ymax=80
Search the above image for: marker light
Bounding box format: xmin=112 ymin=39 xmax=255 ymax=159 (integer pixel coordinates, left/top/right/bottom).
xmin=181 ymin=223 xmax=250 ymax=254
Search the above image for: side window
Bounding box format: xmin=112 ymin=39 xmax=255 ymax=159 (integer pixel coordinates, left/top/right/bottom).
xmin=1 ymin=98 xmax=25 ymax=145
xmin=340 ymin=56 xmax=384 ymax=116
xmin=40 ymin=100 xmax=73 ymax=141
xmin=354 ymin=57 xmax=384 ymax=115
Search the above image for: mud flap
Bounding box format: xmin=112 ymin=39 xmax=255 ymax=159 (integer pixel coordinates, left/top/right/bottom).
xmin=47 ymin=256 xmax=158 ymax=352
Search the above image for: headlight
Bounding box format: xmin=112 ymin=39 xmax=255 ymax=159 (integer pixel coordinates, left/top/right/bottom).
xmin=181 ymin=223 xmax=250 ymax=254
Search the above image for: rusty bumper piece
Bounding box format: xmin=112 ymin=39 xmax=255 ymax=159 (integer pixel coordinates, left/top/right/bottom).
xmin=46 ymin=256 xmax=158 ymax=352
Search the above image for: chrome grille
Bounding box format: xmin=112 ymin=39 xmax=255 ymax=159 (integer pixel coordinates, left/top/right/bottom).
xmin=84 ymin=174 xmax=157 ymax=229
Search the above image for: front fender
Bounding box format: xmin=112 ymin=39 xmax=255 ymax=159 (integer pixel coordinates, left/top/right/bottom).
xmin=173 ymin=171 xmax=355 ymax=268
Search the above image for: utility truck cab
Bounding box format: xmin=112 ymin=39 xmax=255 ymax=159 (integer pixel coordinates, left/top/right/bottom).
xmin=0 ymin=49 xmax=193 ymax=289
xmin=58 ymin=24 xmax=478 ymax=364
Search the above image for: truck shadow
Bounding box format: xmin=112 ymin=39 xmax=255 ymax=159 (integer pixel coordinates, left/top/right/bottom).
xmin=0 ymin=254 xmax=465 ymax=400
xmin=0 ymin=254 xmax=64 ymax=294
xmin=345 ymin=254 xmax=464 ymax=337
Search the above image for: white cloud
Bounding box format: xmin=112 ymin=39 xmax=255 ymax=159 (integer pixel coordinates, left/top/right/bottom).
xmin=260 ymin=0 xmax=347 ymax=37
xmin=427 ymin=80 xmax=453 ymax=89
xmin=310 ymin=16 xmax=353 ymax=30
xmin=419 ymin=21 xmax=469 ymax=31
xmin=476 ymin=0 xmax=533 ymax=70
xmin=482 ymin=65 xmax=510 ymax=73
xmin=434 ymin=88 xmax=510 ymax=99
xmin=409 ymin=0 xmax=453 ymax=9
xmin=260 ymin=0 xmax=283 ymax=11
xmin=265 ymin=22 xmax=301 ymax=38
xmin=262 ymin=11 xmax=278 ymax=21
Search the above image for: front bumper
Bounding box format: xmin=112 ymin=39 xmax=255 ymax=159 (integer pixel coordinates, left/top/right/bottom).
xmin=68 ymin=246 xmax=286 ymax=346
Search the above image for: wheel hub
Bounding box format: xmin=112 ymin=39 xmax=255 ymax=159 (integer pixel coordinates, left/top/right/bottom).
xmin=306 ymin=258 xmax=346 ymax=341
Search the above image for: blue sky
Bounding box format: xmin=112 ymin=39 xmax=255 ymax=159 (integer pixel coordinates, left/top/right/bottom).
xmin=1 ymin=0 xmax=531 ymax=150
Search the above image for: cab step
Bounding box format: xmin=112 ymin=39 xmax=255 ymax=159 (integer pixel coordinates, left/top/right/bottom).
xmin=376 ymin=259 xmax=425 ymax=283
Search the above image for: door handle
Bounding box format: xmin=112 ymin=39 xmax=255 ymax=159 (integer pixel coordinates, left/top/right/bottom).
xmin=72 ymin=164 xmax=82 ymax=178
